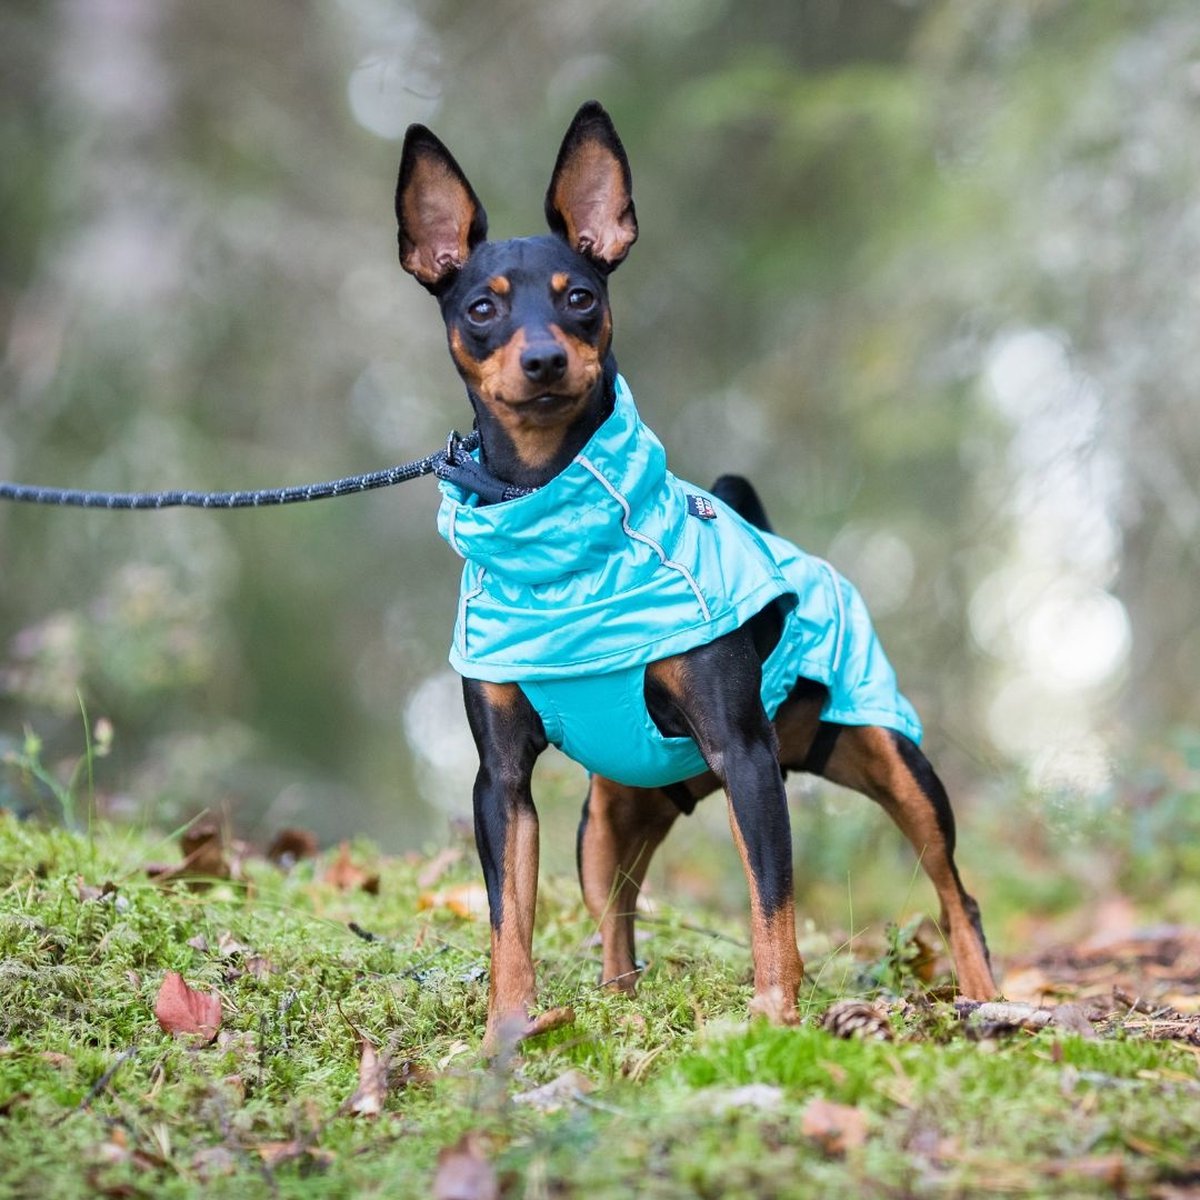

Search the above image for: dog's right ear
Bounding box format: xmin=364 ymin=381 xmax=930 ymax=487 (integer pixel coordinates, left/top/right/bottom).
xmin=396 ymin=125 xmax=488 ymax=293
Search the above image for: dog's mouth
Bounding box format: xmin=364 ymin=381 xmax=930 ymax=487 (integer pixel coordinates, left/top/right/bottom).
xmin=500 ymin=392 xmax=582 ymax=420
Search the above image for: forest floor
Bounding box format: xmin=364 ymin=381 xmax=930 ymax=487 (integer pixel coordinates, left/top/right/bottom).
xmin=1 ymin=804 xmax=1198 ymax=1200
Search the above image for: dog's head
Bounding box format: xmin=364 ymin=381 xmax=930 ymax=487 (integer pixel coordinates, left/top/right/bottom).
xmin=395 ymin=103 xmax=637 ymax=455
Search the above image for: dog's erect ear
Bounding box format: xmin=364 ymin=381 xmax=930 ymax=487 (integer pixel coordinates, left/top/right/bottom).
xmin=544 ymin=101 xmax=637 ymax=274
xmin=396 ymin=125 xmax=488 ymax=292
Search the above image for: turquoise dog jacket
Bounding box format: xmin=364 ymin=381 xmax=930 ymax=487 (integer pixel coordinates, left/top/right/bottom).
xmin=437 ymin=376 xmax=921 ymax=789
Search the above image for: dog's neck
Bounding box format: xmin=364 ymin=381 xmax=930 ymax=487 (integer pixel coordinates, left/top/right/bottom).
xmin=467 ymin=362 xmax=618 ymax=495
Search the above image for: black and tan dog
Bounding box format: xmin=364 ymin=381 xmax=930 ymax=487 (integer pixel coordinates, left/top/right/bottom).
xmin=396 ymin=101 xmax=997 ymax=1049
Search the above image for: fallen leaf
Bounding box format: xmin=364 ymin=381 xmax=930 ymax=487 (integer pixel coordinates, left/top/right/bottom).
xmin=433 ymin=1133 xmax=499 ymax=1200
xmin=254 ymin=1140 xmax=336 ymax=1168
xmin=801 ymin=1098 xmax=869 ymax=1155
xmin=267 ymin=827 xmax=320 ymax=868
xmin=75 ymin=877 xmax=118 ymax=904
xmin=519 ymin=1006 xmax=576 ymax=1043
xmin=39 ymin=1051 xmax=73 ymax=1069
xmin=417 ymin=847 xmax=465 ymax=889
xmin=344 ymin=1039 xmax=390 ymax=1118
xmin=154 ymin=971 xmax=222 ymax=1043
xmin=180 ymin=818 xmax=230 ymax=878
xmin=216 ymin=931 xmax=253 ymax=958
xmin=146 ymin=817 xmax=231 ymax=888
xmin=512 ymin=1069 xmax=595 ymax=1112
xmin=418 ymin=882 xmax=489 ymax=919
xmin=92 ymin=1127 xmax=168 ymax=1173
xmin=324 ymin=843 xmax=381 ymax=894
xmin=1050 ymin=1002 xmax=1098 ymax=1038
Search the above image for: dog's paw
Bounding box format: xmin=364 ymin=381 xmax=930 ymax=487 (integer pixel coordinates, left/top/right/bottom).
xmin=748 ymin=986 xmax=801 ymax=1026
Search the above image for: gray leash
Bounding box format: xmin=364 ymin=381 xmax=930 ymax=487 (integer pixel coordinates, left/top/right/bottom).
xmin=0 ymin=429 xmax=534 ymax=510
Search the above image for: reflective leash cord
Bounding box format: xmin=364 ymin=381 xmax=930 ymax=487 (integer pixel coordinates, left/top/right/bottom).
xmin=0 ymin=429 xmax=537 ymax=511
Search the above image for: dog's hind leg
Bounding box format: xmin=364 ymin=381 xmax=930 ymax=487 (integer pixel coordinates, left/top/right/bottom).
xmin=819 ymin=725 xmax=996 ymax=1000
xmin=577 ymin=777 xmax=681 ymax=993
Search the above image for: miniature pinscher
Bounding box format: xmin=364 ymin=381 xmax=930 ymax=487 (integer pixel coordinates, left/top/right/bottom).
xmin=395 ymin=101 xmax=997 ymax=1049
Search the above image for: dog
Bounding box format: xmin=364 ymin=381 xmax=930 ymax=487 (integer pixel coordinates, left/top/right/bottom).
xmin=395 ymin=101 xmax=997 ymax=1050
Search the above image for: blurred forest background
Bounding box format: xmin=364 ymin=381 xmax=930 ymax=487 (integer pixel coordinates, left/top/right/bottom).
xmin=1 ymin=0 xmax=1198 ymax=928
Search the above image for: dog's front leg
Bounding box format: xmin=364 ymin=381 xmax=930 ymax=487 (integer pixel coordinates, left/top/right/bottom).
xmin=462 ymin=679 xmax=548 ymax=1051
xmin=646 ymin=631 xmax=804 ymax=1024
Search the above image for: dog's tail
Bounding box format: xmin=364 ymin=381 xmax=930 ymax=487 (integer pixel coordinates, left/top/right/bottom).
xmin=710 ymin=474 xmax=774 ymax=534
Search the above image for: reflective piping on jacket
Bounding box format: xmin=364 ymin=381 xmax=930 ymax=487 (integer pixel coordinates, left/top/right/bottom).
xmin=817 ymin=558 xmax=847 ymax=674
xmin=575 ymin=455 xmax=713 ymax=622
xmin=458 ymin=565 xmax=486 ymax=658
xmin=447 ymin=505 xmax=463 ymax=558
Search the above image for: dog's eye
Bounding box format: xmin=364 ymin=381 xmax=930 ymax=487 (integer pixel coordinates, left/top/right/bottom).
xmin=566 ymin=287 xmax=596 ymax=313
xmin=467 ymin=297 xmax=497 ymax=323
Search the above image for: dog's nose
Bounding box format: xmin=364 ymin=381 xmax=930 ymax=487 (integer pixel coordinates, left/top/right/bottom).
xmin=520 ymin=342 xmax=568 ymax=385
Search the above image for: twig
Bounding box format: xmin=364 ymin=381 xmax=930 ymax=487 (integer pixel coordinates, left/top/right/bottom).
xmin=635 ymin=914 xmax=749 ymax=948
xmin=55 ymin=1046 xmax=137 ymax=1122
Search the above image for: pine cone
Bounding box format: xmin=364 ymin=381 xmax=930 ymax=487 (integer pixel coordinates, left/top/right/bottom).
xmin=821 ymin=999 xmax=894 ymax=1041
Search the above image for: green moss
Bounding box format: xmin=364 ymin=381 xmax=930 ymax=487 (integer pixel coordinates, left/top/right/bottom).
xmin=0 ymin=815 xmax=1197 ymax=1198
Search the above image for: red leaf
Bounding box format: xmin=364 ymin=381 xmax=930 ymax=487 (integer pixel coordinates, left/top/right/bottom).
xmin=154 ymin=971 xmax=222 ymax=1043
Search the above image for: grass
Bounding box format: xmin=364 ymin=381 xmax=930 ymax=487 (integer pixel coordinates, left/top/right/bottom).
xmin=1 ymin=812 xmax=1198 ymax=1199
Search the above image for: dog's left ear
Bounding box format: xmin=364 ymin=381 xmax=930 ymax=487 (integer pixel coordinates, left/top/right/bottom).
xmin=544 ymin=101 xmax=638 ymax=274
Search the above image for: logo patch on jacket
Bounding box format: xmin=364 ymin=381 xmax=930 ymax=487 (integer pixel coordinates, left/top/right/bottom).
xmin=687 ymin=494 xmax=718 ymax=520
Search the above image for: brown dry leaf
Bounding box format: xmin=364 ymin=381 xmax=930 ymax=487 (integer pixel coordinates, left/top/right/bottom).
xmin=417 ymin=847 xmax=465 ymax=889
xmin=1040 ymin=1153 xmax=1126 ymax=1186
xmin=254 ymin=1140 xmax=336 ymax=1169
xmin=39 ymin=1051 xmax=73 ymax=1069
xmin=801 ymin=1097 xmax=869 ymax=1155
xmin=243 ymin=955 xmax=275 ymax=980
xmin=418 ymin=881 xmax=489 ymax=920
xmin=433 ymin=1132 xmax=499 ymax=1200
xmin=179 ymin=818 xmax=231 ymax=883
xmin=1050 ymin=1002 xmax=1098 ymax=1038
xmin=216 ymin=930 xmax=253 ymax=958
xmin=154 ymin=971 xmax=222 ymax=1043
xmin=518 ymin=1006 xmax=576 ymax=1043
xmin=324 ymin=843 xmax=381 ymax=894
xmin=266 ymin=827 xmax=320 ymax=868
xmin=345 ymin=1039 xmax=390 ymax=1118
xmin=146 ymin=817 xmax=230 ymax=888
xmin=76 ymin=877 xmax=118 ymax=904
xmin=512 ymin=1069 xmax=595 ymax=1113
xmin=92 ymin=1128 xmax=168 ymax=1173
